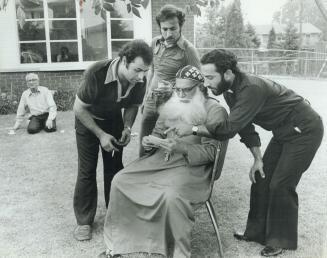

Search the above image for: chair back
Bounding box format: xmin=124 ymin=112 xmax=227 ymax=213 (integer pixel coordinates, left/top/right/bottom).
xmin=208 ymin=140 xmax=229 ymax=198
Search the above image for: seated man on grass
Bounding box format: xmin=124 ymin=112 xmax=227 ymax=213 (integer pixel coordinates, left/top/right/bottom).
xmin=12 ymin=73 xmax=57 ymax=134
xmin=99 ymin=65 xmax=228 ymax=258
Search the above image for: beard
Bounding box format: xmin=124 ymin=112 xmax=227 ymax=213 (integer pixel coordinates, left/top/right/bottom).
xmin=212 ymin=77 xmax=232 ymax=95
xmin=158 ymin=87 xmax=207 ymax=126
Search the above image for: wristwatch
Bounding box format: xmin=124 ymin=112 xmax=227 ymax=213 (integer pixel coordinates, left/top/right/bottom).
xmin=192 ymin=126 xmax=199 ymax=136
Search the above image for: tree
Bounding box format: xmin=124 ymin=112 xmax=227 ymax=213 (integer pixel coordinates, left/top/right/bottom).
xmin=283 ymin=22 xmax=299 ymax=50
xmin=195 ymin=3 xmax=227 ymax=48
xmin=267 ymin=27 xmax=276 ymax=49
xmin=244 ymin=23 xmax=260 ymax=48
xmin=282 ymin=22 xmax=299 ymax=74
xmin=225 ymin=0 xmax=246 ymax=48
xmin=273 ymin=0 xmax=327 ymax=40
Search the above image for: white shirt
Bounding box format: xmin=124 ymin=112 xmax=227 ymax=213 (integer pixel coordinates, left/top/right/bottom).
xmin=15 ymin=86 xmax=57 ymax=127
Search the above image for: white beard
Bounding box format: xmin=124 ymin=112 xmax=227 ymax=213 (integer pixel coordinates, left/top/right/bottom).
xmin=158 ymin=88 xmax=207 ymax=126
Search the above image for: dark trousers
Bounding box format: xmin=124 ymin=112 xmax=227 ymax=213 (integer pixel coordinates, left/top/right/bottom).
xmin=73 ymin=117 xmax=124 ymax=225
xmin=27 ymin=113 xmax=57 ymax=134
xmin=244 ymin=102 xmax=324 ymax=249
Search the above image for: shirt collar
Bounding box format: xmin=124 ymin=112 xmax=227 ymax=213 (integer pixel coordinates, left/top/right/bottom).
xmin=104 ymin=58 xmax=120 ymax=84
xmin=104 ymin=57 xmax=137 ymax=102
xmin=28 ymin=87 xmax=40 ymax=96
xmin=157 ymin=35 xmax=186 ymax=50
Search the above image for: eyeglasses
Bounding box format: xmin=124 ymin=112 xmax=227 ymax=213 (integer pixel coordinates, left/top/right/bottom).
xmin=172 ymin=84 xmax=197 ymax=94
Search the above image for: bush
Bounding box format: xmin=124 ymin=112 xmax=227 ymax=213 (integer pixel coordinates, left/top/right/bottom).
xmin=0 ymin=95 xmax=19 ymax=115
xmin=53 ymin=89 xmax=76 ymax=111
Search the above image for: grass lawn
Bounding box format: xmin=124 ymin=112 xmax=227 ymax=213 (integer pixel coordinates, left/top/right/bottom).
xmin=0 ymin=78 xmax=326 ymax=258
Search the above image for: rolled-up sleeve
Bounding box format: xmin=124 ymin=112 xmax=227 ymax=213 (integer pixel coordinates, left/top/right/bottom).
xmin=16 ymin=92 xmax=27 ymax=124
xmin=206 ymin=85 xmax=265 ymax=147
xmin=46 ymin=89 xmax=57 ymax=120
xmin=185 ymin=101 xmax=228 ymax=166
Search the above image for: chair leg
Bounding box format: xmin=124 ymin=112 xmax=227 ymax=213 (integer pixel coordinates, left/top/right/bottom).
xmin=206 ymin=200 xmax=224 ymax=258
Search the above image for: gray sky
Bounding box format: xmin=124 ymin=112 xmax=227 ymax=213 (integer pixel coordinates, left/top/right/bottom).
xmin=238 ymin=0 xmax=287 ymax=25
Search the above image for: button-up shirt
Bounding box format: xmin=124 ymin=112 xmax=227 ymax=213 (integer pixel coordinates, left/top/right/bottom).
xmin=206 ymin=73 xmax=304 ymax=148
xmin=149 ymin=35 xmax=200 ymax=90
xmin=16 ymin=86 xmax=57 ymax=126
xmin=77 ymin=58 xmax=146 ymax=120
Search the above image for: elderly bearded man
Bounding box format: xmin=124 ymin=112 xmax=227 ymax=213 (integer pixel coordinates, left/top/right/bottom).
xmin=99 ymin=66 xmax=227 ymax=258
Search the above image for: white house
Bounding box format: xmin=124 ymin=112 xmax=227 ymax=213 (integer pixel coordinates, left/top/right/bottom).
xmin=254 ymin=22 xmax=322 ymax=49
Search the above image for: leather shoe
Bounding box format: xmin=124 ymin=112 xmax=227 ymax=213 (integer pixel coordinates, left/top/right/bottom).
xmin=233 ymin=231 xmax=251 ymax=242
xmin=73 ymin=225 xmax=91 ymax=241
xmin=260 ymin=246 xmax=283 ymax=256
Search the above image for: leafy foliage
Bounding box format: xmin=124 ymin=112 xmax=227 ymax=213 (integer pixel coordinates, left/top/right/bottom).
xmin=195 ymin=3 xmax=227 ymax=47
xmin=225 ymin=0 xmax=246 ymax=48
xmin=244 ymin=23 xmax=261 ymax=49
xmin=273 ymin=0 xmax=327 ymax=40
xmin=53 ymin=89 xmax=76 ymax=112
xmin=0 ymin=98 xmax=18 ymax=115
xmin=282 ymin=22 xmax=299 ymax=50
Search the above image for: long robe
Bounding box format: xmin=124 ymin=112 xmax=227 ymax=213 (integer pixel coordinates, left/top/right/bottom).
xmin=103 ymin=98 xmax=227 ymax=258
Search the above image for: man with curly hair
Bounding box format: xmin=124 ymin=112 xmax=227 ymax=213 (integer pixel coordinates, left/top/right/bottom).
xmin=168 ymin=49 xmax=324 ymax=257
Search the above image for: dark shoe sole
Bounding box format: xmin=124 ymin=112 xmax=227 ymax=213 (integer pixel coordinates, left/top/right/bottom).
xmin=261 ymin=247 xmax=284 ymax=256
xmin=233 ymin=232 xmax=251 ymax=242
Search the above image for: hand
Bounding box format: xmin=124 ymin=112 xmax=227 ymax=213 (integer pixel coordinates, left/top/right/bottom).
xmin=142 ymin=136 xmax=157 ymax=151
xmin=119 ymin=127 xmax=131 ymax=147
xmin=159 ymin=139 xmax=187 ymax=154
xmin=99 ymin=133 xmax=119 ymax=152
xmin=164 ymin=122 xmax=193 ymax=137
xmin=46 ymin=119 xmax=53 ymax=129
xmin=249 ymin=159 xmax=265 ymax=183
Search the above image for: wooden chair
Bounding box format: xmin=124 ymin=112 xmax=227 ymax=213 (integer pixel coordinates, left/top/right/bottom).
xmin=205 ymin=140 xmax=229 ymax=258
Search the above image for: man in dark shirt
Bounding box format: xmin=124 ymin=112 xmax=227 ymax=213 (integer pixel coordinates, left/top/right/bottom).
xmin=72 ymin=40 xmax=153 ymax=241
xmin=166 ymin=49 xmax=324 ymax=256
xmin=139 ymin=4 xmax=200 ymax=157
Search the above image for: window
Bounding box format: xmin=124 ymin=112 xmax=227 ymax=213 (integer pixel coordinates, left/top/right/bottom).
xmin=15 ymin=0 xmax=136 ymax=64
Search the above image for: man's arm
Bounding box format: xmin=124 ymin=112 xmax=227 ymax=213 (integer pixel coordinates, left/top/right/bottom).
xmin=46 ymin=89 xmax=57 ymax=121
xmin=248 ymin=146 xmax=265 ymax=183
xmin=13 ymin=93 xmax=27 ymax=130
xmin=119 ymin=105 xmax=139 ymax=146
xmin=73 ymin=95 xmax=118 ymax=152
xmin=45 ymin=89 xmax=57 ymax=129
xmin=185 ymin=44 xmax=201 ymax=68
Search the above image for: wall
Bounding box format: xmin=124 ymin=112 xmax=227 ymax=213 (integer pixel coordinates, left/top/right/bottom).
xmin=0 ymin=71 xmax=83 ymax=98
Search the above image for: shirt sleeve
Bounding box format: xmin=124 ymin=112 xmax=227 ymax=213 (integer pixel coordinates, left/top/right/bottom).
xmin=77 ymin=67 xmax=98 ymax=104
xmin=184 ymin=44 xmax=200 ymax=69
xmin=15 ymin=92 xmax=27 ymax=125
xmin=206 ymin=84 xmax=265 ymax=147
xmin=184 ymin=101 xmax=228 ymax=166
xmin=46 ymin=89 xmax=57 ymax=120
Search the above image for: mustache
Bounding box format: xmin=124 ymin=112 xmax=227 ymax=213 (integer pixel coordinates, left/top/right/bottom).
xmin=165 ymin=37 xmax=174 ymax=41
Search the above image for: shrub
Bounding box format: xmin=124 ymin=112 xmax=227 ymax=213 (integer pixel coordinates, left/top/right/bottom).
xmin=0 ymin=94 xmax=19 ymax=115
xmin=53 ymin=89 xmax=76 ymax=111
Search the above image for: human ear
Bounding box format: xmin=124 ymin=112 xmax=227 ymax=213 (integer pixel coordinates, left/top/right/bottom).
xmin=224 ymin=69 xmax=234 ymax=81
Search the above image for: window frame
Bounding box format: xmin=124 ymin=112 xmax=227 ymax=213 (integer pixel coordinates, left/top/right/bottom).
xmin=10 ymin=0 xmax=147 ymax=71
